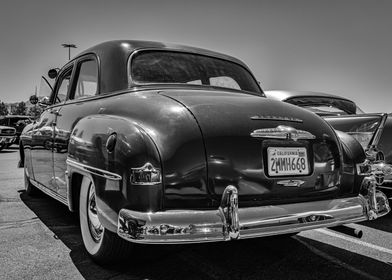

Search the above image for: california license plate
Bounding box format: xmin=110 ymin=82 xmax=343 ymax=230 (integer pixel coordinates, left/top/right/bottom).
xmin=267 ymin=147 xmax=309 ymax=176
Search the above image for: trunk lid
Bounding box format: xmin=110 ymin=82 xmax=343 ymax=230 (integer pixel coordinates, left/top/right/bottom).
xmin=160 ymin=89 xmax=343 ymax=207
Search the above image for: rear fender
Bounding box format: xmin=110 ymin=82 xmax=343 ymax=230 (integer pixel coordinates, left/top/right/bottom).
xmin=67 ymin=114 xmax=162 ymax=232
xmin=335 ymin=130 xmax=366 ymax=193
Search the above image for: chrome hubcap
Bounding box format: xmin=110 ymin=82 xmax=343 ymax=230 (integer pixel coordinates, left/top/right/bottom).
xmin=87 ymin=183 xmax=103 ymax=242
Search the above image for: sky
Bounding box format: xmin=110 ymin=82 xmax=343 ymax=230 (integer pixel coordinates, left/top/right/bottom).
xmin=0 ymin=0 xmax=391 ymax=112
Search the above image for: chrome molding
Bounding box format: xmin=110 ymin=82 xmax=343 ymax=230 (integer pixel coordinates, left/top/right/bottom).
xmin=251 ymin=125 xmax=316 ymax=141
xmin=30 ymin=179 xmax=68 ymax=206
xmin=66 ymin=159 xmax=122 ymax=181
xmin=251 ymin=115 xmax=303 ymax=123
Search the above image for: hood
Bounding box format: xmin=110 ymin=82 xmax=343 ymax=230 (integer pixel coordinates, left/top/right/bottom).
xmin=160 ymin=89 xmax=344 ymax=207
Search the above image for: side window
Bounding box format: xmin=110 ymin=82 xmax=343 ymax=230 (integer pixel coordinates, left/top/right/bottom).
xmin=54 ymin=68 xmax=73 ymax=104
xmin=73 ymin=59 xmax=98 ymax=100
xmin=209 ymin=76 xmax=240 ymax=90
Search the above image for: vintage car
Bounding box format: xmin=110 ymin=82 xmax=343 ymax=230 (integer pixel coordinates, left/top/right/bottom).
xmin=0 ymin=124 xmax=16 ymax=151
xmin=266 ymin=90 xmax=392 ymax=189
xmin=0 ymin=115 xmax=32 ymax=146
xmin=19 ymin=41 xmax=391 ymax=264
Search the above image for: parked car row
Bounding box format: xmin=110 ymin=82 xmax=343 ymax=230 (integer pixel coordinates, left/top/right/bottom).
xmin=266 ymin=90 xmax=392 ymax=188
xmin=0 ymin=124 xmax=16 ymax=151
xmin=19 ymin=40 xmax=391 ymax=264
xmin=0 ymin=115 xmax=32 ymax=149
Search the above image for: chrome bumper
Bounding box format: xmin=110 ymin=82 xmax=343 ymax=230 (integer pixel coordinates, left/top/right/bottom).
xmin=117 ymin=186 xmax=390 ymax=244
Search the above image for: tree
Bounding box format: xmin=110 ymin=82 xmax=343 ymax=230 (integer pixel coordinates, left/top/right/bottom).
xmin=12 ymin=101 xmax=27 ymax=115
xmin=0 ymin=102 xmax=8 ymax=116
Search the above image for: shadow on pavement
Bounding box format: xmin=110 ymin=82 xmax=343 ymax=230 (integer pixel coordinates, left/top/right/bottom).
xmin=20 ymin=190 xmax=392 ymax=280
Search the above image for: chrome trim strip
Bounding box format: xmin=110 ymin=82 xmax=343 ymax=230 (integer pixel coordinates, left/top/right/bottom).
xmin=251 ymin=115 xmax=303 ymax=123
xmin=30 ymin=179 xmax=68 ymax=206
xmin=117 ymin=192 xmax=379 ymax=244
xmin=251 ymin=125 xmax=316 ymax=141
xmin=66 ymin=159 xmax=122 ymax=181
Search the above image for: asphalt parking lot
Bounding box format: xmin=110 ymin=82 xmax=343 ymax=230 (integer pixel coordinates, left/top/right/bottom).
xmin=1 ymin=146 xmax=392 ymax=280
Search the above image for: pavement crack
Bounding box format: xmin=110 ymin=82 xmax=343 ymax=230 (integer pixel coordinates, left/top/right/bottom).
xmin=0 ymin=197 xmax=21 ymax=202
xmin=0 ymin=217 xmax=39 ymax=229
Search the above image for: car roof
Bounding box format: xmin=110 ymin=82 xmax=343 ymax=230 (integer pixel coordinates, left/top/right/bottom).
xmin=264 ymin=90 xmax=353 ymax=102
xmin=67 ymin=40 xmax=253 ymax=94
xmin=76 ymin=40 xmax=247 ymax=67
xmin=265 ymin=90 xmax=359 ymax=115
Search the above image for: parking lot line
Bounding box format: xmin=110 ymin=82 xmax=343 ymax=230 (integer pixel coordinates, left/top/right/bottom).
xmin=316 ymin=228 xmax=392 ymax=256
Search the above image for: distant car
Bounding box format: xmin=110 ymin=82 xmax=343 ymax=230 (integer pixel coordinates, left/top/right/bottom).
xmin=0 ymin=115 xmax=32 ymax=145
xmin=0 ymin=125 xmax=16 ymax=151
xmin=19 ymin=41 xmax=390 ymax=264
xmin=266 ymin=90 xmax=392 ymax=188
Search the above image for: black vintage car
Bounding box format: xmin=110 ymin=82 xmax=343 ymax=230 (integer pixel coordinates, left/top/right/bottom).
xmin=20 ymin=41 xmax=391 ymax=264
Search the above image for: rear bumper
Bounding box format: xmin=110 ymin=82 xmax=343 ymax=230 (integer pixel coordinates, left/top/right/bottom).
xmin=117 ymin=186 xmax=389 ymax=244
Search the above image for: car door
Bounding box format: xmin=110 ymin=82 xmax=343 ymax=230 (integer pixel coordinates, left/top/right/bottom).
xmin=53 ymin=56 xmax=100 ymax=198
xmin=30 ymin=66 xmax=73 ymax=192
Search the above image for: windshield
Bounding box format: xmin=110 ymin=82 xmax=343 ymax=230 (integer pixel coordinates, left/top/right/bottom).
xmin=286 ymin=96 xmax=358 ymax=116
xmin=303 ymin=105 xmax=350 ymax=116
xmin=130 ymin=51 xmax=261 ymax=93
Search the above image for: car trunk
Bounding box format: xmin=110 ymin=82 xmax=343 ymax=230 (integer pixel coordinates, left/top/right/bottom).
xmin=160 ymin=89 xmax=344 ymax=208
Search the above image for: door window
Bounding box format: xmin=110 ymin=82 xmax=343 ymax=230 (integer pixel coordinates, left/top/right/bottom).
xmin=73 ymin=59 xmax=98 ymax=100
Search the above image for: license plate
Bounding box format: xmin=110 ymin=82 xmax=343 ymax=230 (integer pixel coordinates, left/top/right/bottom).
xmin=267 ymin=147 xmax=309 ymax=176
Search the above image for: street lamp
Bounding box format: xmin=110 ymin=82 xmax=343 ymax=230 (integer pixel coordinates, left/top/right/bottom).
xmin=61 ymin=43 xmax=77 ymax=60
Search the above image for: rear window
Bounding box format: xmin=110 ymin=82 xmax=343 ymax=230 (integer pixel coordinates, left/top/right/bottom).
xmin=130 ymin=51 xmax=261 ymax=93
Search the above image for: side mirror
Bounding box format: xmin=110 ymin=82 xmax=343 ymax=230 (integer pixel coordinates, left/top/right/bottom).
xmin=48 ymin=68 xmax=58 ymax=79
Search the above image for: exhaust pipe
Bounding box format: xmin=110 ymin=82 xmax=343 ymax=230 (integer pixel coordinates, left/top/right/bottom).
xmin=329 ymin=225 xmax=363 ymax=238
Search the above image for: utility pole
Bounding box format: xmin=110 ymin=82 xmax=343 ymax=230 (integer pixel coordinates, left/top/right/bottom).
xmin=61 ymin=43 xmax=77 ymax=60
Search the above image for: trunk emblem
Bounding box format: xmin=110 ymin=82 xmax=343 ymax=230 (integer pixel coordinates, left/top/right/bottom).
xmin=250 ymin=125 xmax=316 ymax=141
xmin=277 ymin=180 xmax=305 ymax=187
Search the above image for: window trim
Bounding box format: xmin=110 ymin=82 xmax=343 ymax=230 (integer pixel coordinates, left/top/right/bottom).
xmin=127 ymin=48 xmax=264 ymax=96
xmin=68 ymin=54 xmax=100 ymax=101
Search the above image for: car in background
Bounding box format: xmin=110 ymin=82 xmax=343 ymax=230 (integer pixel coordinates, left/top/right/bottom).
xmin=266 ymin=90 xmax=392 ymax=189
xmin=19 ymin=41 xmax=391 ymax=264
xmin=0 ymin=125 xmax=16 ymax=151
xmin=0 ymin=115 xmax=32 ymax=146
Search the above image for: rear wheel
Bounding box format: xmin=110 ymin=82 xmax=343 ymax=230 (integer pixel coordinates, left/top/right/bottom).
xmin=79 ymin=176 xmax=133 ymax=264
